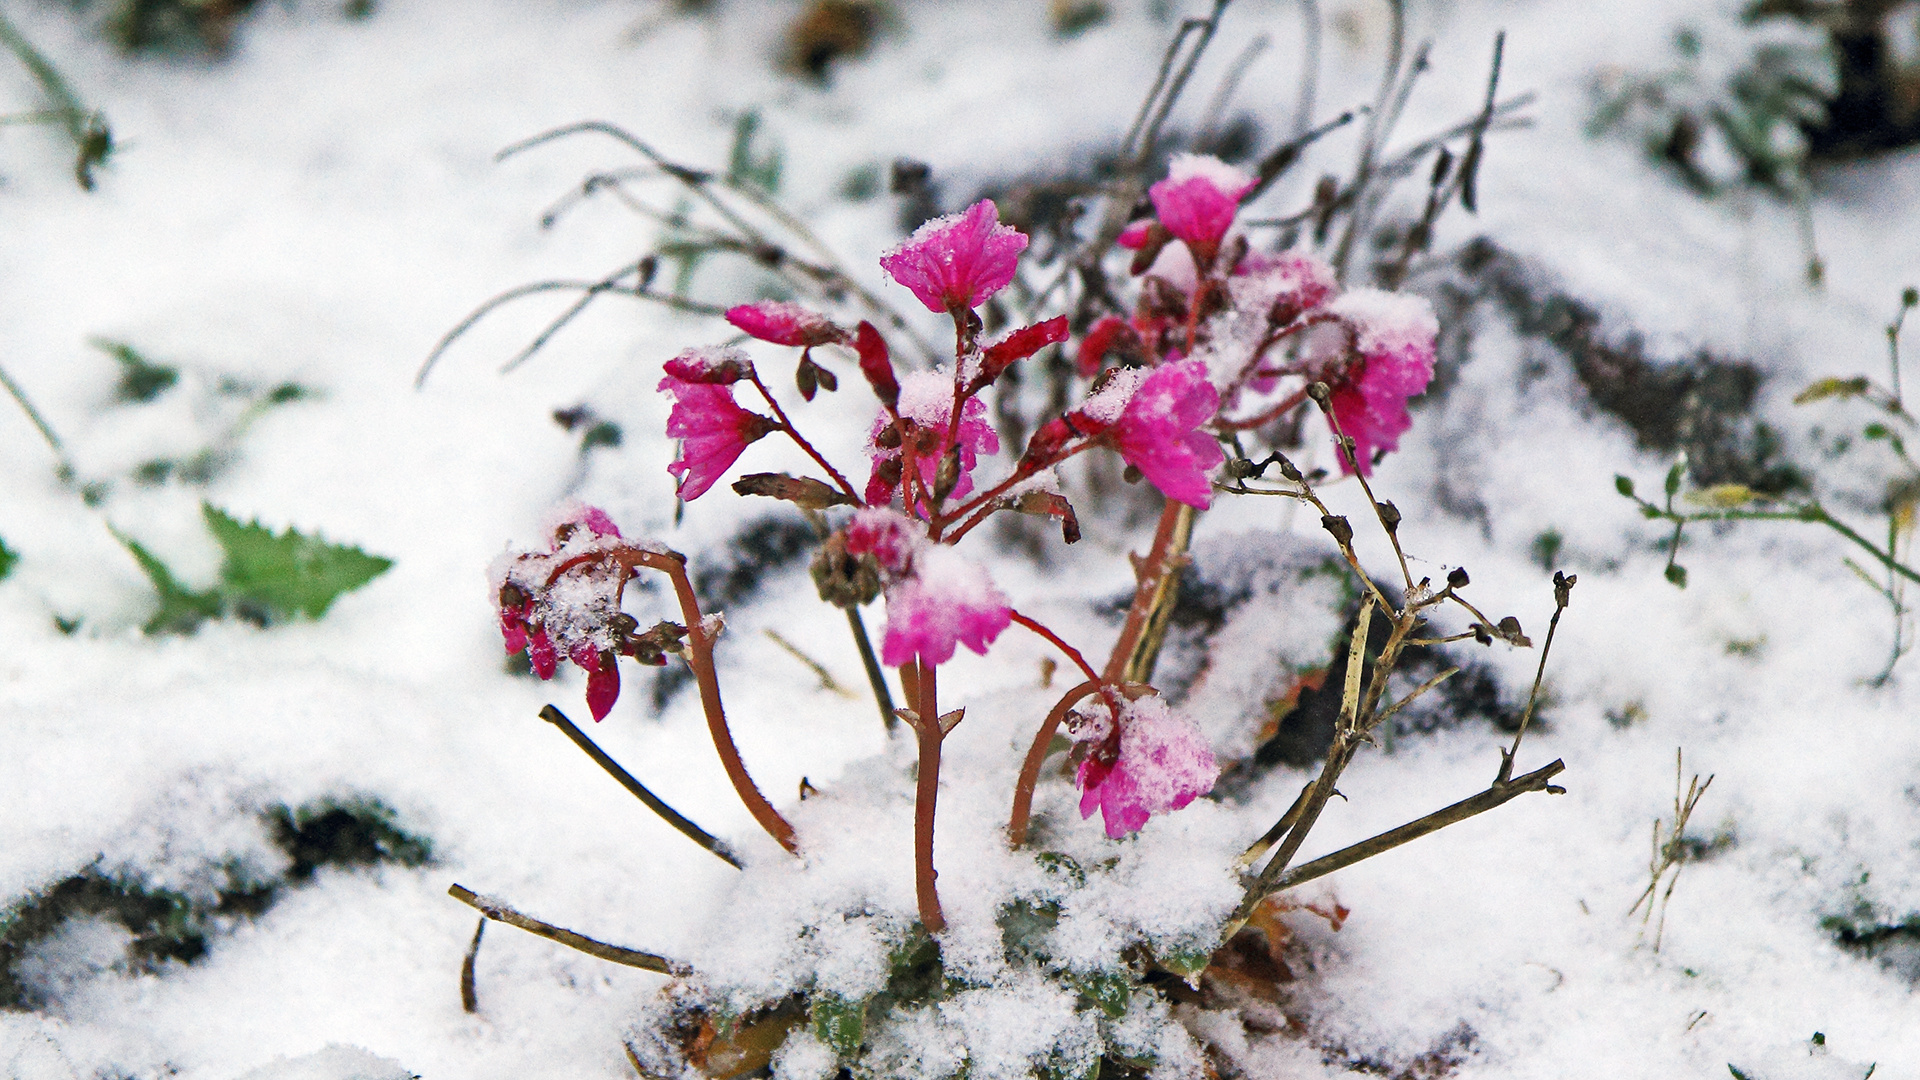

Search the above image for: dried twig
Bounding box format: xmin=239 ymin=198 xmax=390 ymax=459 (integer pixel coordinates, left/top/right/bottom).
xmin=449 ymin=883 xmax=682 ymax=974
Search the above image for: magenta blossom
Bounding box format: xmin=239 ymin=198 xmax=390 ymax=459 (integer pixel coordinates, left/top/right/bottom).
xmin=1075 ymin=696 xmax=1219 ymax=838
xmin=1148 ymin=154 xmax=1255 ymax=256
xmin=1076 ymin=359 xmax=1224 ymax=508
xmin=492 ymin=501 xmax=630 ymax=720
xmin=1324 ymin=290 xmax=1438 ymax=475
xmin=725 ymin=301 xmax=847 ymax=348
xmin=880 ymin=199 xmax=1028 ymax=314
xmin=865 ymin=369 xmax=1001 ymax=514
xmin=876 ymin=543 xmax=1011 ymax=668
xmin=659 ymin=348 xmax=779 ymax=500
xmin=843 ymin=508 xmax=1011 ymax=668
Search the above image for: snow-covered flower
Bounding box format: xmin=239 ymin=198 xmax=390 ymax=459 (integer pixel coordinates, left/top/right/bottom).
xmin=1074 ymin=696 xmax=1219 ymax=838
xmin=725 ymin=301 xmax=847 ymax=347
xmin=1324 ymin=290 xmax=1438 ymax=474
xmin=880 ymin=199 xmax=1028 ymax=314
xmin=659 ymin=349 xmax=779 ymax=500
xmin=842 ymin=507 xmax=1011 ymax=668
xmin=493 ymin=502 xmax=629 ymax=720
xmin=1148 ymin=154 xmax=1255 ymax=257
xmin=1080 ymin=360 xmax=1224 ymax=508
xmin=865 ymin=369 xmax=1000 ymax=513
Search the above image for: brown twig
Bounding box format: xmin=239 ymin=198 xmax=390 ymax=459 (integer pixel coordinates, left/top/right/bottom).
xmin=460 ymin=916 xmax=485 ymax=1013
xmin=539 ymin=704 xmax=743 ymax=867
xmin=449 ymin=883 xmax=682 ymax=974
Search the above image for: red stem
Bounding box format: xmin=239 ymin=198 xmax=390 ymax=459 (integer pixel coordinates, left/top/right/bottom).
xmin=1102 ymin=499 xmax=1187 ymax=682
xmin=1009 ymin=610 xmax=1099 ymax=684
xmin=598 ymin=550 xmax=798 ymax=853
xmin=1007 ymin=679 xmax=1102 ymax=847
xmin=746 ymin=372 xmax=861 ymax=500
xmin=909 ymin=660 xmax=946 ymax=932
xmin=1216 ymin=385 xmax=1313 ymax=433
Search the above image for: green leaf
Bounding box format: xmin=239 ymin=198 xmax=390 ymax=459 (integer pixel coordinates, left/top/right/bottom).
xmin=1728 ymin=1067 xmax=1752 ymax=1080
xmin=1665 ymin=460 xmax=1684 ymax=498
xmin=1156 ymin=945 xmax=1215 ymax=981
xmin=1070 ymin=971 xmax=1132 ymax=1019
xmin=203 ymin=503 xmax=392 ymax=622
xmin=1665 ymin=562 xmax=1689 ymax=588
xmin=810 ymin=993 xmax=866 ymax=1060
xmin=0 ymin=537 xmax=16 ymax=582
xmin=1615 ymin=475 xmax=1636 ymax=498
xmin=91 ymin=339 xmax=179 ymax=404
xmin=111 ymin=527 xmax=223 ymax=635
xmin=1865 ymin=422 xmax=1891 ymax=440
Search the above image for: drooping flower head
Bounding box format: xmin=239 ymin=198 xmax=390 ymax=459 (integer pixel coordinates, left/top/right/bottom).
xmin=725 ymin=301 xmax=847 ymax=348
xmin=865 ymin=369 xmax=1000 ymax=514
xmin=1148 ymin=154 xmax=1256 ymax=258
xmin=658 ymin=347 xmax=778 ymax=500
xmin=841 ymin=507 xmax=1010 ymax=668
xmin=1075 ymin=359 xmax=1224 ymax=508
xmin=1323 ymin=290 xmax=1438 ymax=475
xmin=1074 ymin=695 xmax=1219 ymax=838
xmin=492 ymin=502 xmax=631 ymax=720
xmin=880 ymin=199 xmax=1028 ymax=314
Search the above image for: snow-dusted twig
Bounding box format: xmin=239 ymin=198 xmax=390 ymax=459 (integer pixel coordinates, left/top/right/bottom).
xmin=448 ymin=884 xmax=682 ymax=974
xmin=539 ymin=704 xmax=743 ymax=868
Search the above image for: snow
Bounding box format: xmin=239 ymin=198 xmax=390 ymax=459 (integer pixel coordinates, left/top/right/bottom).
xmin=0 ymin=0 xmax=1917 ymax=1077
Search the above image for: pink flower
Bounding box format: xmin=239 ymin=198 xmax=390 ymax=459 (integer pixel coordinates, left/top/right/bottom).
xmin=880 ymin=199 xmax=1028 ymax=314
xmin=865 ymin=369 xmax=1000 ymax=514
xmin=842 ymin=507 xmax=1012 ymax=669
xmin=1093 ymin=360 xmax=1224 ymax=509
xmin=844 ymin=506 xmax=918 ymax=577
xmin=492 ymin=502 xmax=633 ymax=720
xmin=1149 ymin=154 xmax=1255 ymax=256
xmin=877 ymin=544 xmax=1011 ymax=668
xmin=659 ymin=349 xmax=779 ymax=500
xmin=1324 ymin=290 xmax=1438 ymax=475
xmin=1075 ymin=696 xmax=1219 ymax=838
xmin=725 ymin=301 xmax=847 ymax=347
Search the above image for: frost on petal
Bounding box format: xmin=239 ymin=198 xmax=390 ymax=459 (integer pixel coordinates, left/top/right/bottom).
xmin=1324 ymin=290 xmax=1437 ymax=474
xmin=658 ymin=376 xmax=777 ymax=500
xmin=1077 ymin=697 xmax=1219 ymax=839
xmin=844 ymin=506 xmax=921 ymax=578
xmin=1108 ymin=360 xmax=1224 ymax=509
xmin=663 ymin=345 xmax=754 ymax=385
xmin=526 ymin=625 xmax=559 ymax=679
xmin=879 ymin=199 xmax=1029 ymax=313
xmin=1148 ymin=154 xmax=1255 ymax=254
xmin=725 ymin=301 xmax=846 ymax=347
xmin=1232 ymin=251 xmax=1337 ymax=322
xmin=864 ymin=370 xmax=999 ymax=514
xmin=877 ymin=544 xmax=1010 ymax=668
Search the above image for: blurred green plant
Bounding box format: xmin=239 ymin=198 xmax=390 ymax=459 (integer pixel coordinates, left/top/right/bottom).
xmin=0 ymin=10 xmax=113 ymax=190
xmin=1618 ymin=288 xmax=1920 ymax=683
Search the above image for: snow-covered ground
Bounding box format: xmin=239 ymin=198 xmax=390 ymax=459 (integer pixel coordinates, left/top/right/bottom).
xmin=1 ymin=1 xmax=1916 ymax=1077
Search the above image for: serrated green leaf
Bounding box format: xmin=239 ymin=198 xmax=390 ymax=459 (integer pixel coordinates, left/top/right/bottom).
xmin=1728 ymin=1067 xmax=1752 ymax=1080
xmin=1041 ymin=1049 xmax=1102 ymax=1080
xmin=1071 ymin=971 xmax=1132 ymax=1019
xmin=810 ymin=993 xmax=866 ymax=1060
xmin=110 ymin=527 xmax=223 ymax=635
xmin=1615 ymin=475 xmax=1635 ymax=497
xmin=202 ymin=503 xmax=392 ymax=622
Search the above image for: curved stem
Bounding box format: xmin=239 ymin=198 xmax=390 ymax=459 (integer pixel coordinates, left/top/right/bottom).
xmin=1008 ymin=679 xmax=1103 ymax=847
xmin=1009 ymin=610 xmax=1100 ymax=684
xmin=608 ymin=550 xmax=797 ymax=853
